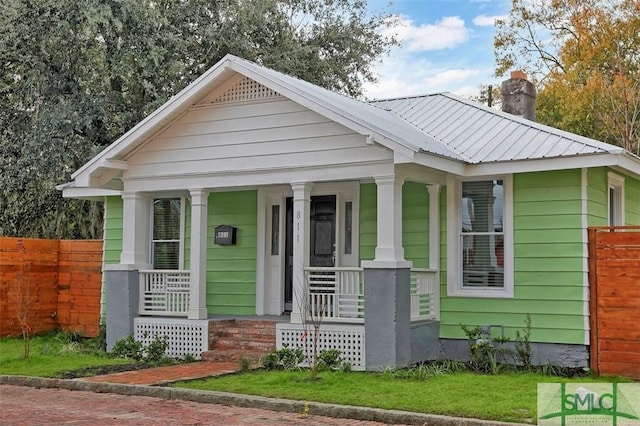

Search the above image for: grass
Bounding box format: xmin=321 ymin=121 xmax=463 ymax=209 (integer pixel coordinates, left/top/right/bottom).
xmin=172 ymin=369 xmax=630 ymax=424
xmin=0 ymin=332 xmax=129 ymax=377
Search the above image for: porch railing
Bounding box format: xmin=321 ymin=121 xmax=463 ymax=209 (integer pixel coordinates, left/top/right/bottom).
xmin=305 ymin=267 xmax=364 ymax=323
xmin=410 ymin=268 xmax=439 ymax=321
xmin=305 ymin=267 xmax=440 ymax=323
xmin=139 ymin=270 xmax=190 ymax=316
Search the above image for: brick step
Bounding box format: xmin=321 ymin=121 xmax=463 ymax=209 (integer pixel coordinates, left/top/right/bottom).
xmin=210 ymin=330 xmax=276 ymax=340
xmin=211 ymin=338 xmax=275 ymax=352
xmin=201 ymin=349 xmax=271 ymax=365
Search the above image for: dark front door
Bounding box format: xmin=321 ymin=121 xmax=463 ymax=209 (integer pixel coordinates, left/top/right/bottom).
xmin=283 ymin=195 xmax=336 ymax=312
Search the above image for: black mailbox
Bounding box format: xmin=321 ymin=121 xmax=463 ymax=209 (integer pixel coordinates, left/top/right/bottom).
xmin=214 ymin=225 xmax=237 ymax=245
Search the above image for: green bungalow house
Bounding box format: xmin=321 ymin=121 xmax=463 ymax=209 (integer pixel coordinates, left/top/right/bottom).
xmin=59 ymin=55 xmax=640 ymax=371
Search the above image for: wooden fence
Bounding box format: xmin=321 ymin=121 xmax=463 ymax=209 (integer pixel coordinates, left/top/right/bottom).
xmin=588 ymin=226 xmax=640 ymax=379
xmin=0 ymin=238 xmax=103 ymax=338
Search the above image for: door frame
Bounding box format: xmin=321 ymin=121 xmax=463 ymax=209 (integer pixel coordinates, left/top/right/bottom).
xmin=257 ymin=181 xmax=360 ymax=315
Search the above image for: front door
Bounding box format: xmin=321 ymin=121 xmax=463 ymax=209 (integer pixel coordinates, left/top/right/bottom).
xmin=284 ymin=195 xmax=336 ymax=311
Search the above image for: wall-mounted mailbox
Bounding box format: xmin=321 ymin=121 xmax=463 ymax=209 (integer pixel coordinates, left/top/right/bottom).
xmin=214 ymin=225 xmax=237 ymax=245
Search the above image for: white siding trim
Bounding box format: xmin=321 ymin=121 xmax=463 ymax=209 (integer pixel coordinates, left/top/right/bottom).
xmin=581 ymin=168 xmax=590 ymax=345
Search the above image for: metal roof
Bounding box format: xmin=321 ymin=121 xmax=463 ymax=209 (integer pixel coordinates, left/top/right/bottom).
xmin=370 ymin=93 xmax=625 ymax=164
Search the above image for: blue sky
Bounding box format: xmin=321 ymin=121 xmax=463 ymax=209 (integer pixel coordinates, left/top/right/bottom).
xmin=363 ymin=0 xmax=512 ymax=99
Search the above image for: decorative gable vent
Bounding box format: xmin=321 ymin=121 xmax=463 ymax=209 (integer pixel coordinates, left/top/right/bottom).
xmin=212 ymin=77 xmax=280 ymax=104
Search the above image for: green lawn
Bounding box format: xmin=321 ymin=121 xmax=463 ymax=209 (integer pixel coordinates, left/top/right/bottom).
xmin=172 ymin=369 xmax=629 ymax=424
xmin=0 ymin=333 xmax=128 ymax=377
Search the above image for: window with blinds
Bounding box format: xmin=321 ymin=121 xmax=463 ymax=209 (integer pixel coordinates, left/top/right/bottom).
xmin=152 ymin=198 xmax=181 ymax=269
xmin=460 ymin=180 xmax=504 ymax=288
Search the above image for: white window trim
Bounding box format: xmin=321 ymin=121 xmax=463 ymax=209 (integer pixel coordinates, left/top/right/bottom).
xmin=446 ymin=174 xmax=514 ymax=298
xmin=607 ymin=172 xmax=625 ymax=226
xmin=149 ymin=197 xmax=186 ymax=269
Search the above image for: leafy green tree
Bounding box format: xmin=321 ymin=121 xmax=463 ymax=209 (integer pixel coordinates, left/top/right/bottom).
xmin=0 ymin=0 xmax=397 ymax=238
xmin=494 ymin=0 xmax=640 ymax=155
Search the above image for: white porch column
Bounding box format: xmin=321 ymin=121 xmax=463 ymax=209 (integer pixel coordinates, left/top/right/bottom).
xmin=188 ymin=189 xmax=209 ymax=319
xmin=427 ymin=184 xmax=441 ymax=270
xmin=290 ymin=182 xmax=312 ymax=323
xmin=120 ymin=192 xmax=150 ymax=266
xmin=373 ymin=175 xmax=406 ymax=263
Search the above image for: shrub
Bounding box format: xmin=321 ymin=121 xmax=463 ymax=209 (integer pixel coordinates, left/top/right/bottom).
xmin=260 ymin=346 xmax=305 ymax=370
xmin=317 ymin=349 xmax=343 ymax=371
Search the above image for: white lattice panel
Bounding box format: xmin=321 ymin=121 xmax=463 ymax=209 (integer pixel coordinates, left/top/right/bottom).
xmin=212 ymin=77 xmax=280 ymax=104
xmin=134 ymin=318 xmax=208 ymax=359
xmin=276 ymin=323 xmax=365 ymax=370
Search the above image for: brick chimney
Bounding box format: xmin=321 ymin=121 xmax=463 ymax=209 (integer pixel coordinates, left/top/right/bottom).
xmin=501 ymin=70 xmax=536 ymax=121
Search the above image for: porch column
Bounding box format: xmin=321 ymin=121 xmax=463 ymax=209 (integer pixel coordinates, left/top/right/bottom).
xmin=362 ymin=175 xmax=412 ymax=370
xmin=107 ymin=191 xmax=149 ymax=350
xmin=290 ymin=182 xmax=312 ymax=323
xmin=428 ymin=184 xmax=441 ymax=270
xmin=120 ymin=192 xmax=150 ymax=266
xmin=188 ymin=189 xmax=209 ymax=320
xmin=373 ymin=175 xmax=405 ymax=262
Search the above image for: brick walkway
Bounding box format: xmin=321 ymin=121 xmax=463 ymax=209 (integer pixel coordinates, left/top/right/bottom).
xmin=0 ymin=384 xmax=402 ymax=425
xmin=81 ymin=361 xmax=239 ymax=385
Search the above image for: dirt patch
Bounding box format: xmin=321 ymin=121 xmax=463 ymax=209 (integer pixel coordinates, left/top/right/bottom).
xmin=54 ymin=362 xmax=154 ymax=379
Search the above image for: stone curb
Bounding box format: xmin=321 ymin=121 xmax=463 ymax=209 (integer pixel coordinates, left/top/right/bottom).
xmin=0 ymin=375 xmax=527 ymax=426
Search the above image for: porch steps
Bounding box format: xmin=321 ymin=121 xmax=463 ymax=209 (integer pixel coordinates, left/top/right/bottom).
xmin=201 ymin=319 xmax=277 ymax=365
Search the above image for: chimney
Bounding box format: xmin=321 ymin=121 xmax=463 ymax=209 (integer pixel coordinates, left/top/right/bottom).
xmin=501 ymin=70 xmax=536 ymax=121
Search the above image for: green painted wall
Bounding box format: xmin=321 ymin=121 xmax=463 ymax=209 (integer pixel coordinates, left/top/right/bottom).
xmin=103 ymin=196 xmax=123 ymax=266
xmin=402 ymin=182 xmax=430 ymax=268
xmin=359 ymin=183 xmax=377 ymax=261
xmin=102 ymin=196 xmax=124 ymax=317
xmin=439 ymin=169 xmax=586 ymax=344
xmin=587 ymin=167 xmax=640 ymax=226
xmin=206 ymin=191 xmax=257 ymax=315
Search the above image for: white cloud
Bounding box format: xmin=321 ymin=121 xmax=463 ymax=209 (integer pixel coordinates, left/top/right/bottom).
xmin=473 ymin=14 xmax=507 ymax=26
xmin=363 ymin=51 xmax=482 ymax=99
xmin=392 ymin=15 xmax=469 ymax=52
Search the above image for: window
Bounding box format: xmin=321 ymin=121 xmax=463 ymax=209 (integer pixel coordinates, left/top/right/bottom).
xmin=447 ymin=175 xmax=513 ymax=298
xmin=152 ymin=198 xmax=181 ymax=269
xmin=607 ymin=173 xmax=625 ymax=226
xmin=461 ymin=180 xmax=504 ymax=287
xmin=271 ymin=205 xmax=280 ymax=255
xmin=344 ymin=201 xmax=353 ymax=255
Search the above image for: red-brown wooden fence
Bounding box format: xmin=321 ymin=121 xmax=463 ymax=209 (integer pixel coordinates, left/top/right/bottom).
xmin=588 ymin=226 xmax=640 ymax=379
xmin=0 ymin=238 xmax=103 ymax=338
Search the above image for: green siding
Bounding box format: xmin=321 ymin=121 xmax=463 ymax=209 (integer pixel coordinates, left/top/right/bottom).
xmin=586 ymin=167 xmax=640 ymax=226
xmin=103 ymin=196 xmax=124 ymax=317
xmin=402 ymin=182 xmax=429 ymax=268
xmin=206 ymin=191 xmax=257 ymax=315
xmin=359 ymin=183 xmax=377 ymax=261
xmin=439 ymin=170 xmax=586 ymax=344
xmin=103 ymin=196 xmax=123 ymax=265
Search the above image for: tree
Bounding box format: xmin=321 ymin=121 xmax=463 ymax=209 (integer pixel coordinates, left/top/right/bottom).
xmin=494 ymin=0 xmax=640 ymax=155
xmin=0 ymin=0 xmax=397 ymax=238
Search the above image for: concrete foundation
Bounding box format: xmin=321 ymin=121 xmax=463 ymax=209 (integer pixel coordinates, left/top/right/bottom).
xmin=105 ymin=266 xmax=140 ymax=351
xmin=410 ymin=321 xmax=440 ymax=364
xmin=439 ymin=338 xmax=589 ymax=368
xmin=363 ymin=267 xmax=411 ymax=371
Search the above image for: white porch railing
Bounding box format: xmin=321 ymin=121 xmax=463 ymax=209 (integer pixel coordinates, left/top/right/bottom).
xmin=305 ymin=267 xmax=364 ymax=323
xmin=305 ymin=266 xmax=440 ymax=323
xmin=410 ymin=268 xmax=439 ymax=321
xmin=139 ymin=270 xmax=190 ymax=316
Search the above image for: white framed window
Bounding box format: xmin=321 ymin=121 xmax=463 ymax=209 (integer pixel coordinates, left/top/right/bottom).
xmin=607 ymin=172 xmax=625 ymax=226
xmin=151 ymin=198 xmax=184 ymax=269
xmin=447 ymin=175 xmax=513 ymax=298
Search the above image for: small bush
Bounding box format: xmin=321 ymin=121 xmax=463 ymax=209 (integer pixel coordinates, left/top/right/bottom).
xmin=145 ymin=334 xmax=169 ymax=363
xmin=260 ymin=346 xmax=305 ymax=370
xmin=318 ymin=349 xmax=343 ymax=371
xmin=111 ymin=335 xmax=145 ymax=361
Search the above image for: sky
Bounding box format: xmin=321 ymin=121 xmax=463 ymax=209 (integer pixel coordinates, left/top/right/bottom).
xmin=363 ymin=0 xmax=512 ymax=100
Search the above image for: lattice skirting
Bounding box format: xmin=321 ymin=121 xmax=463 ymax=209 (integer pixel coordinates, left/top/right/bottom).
xmin=134 ymin=317 xmax=209 ymax=360
xmin=276 ymin=323 xmax=365 ymax=370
